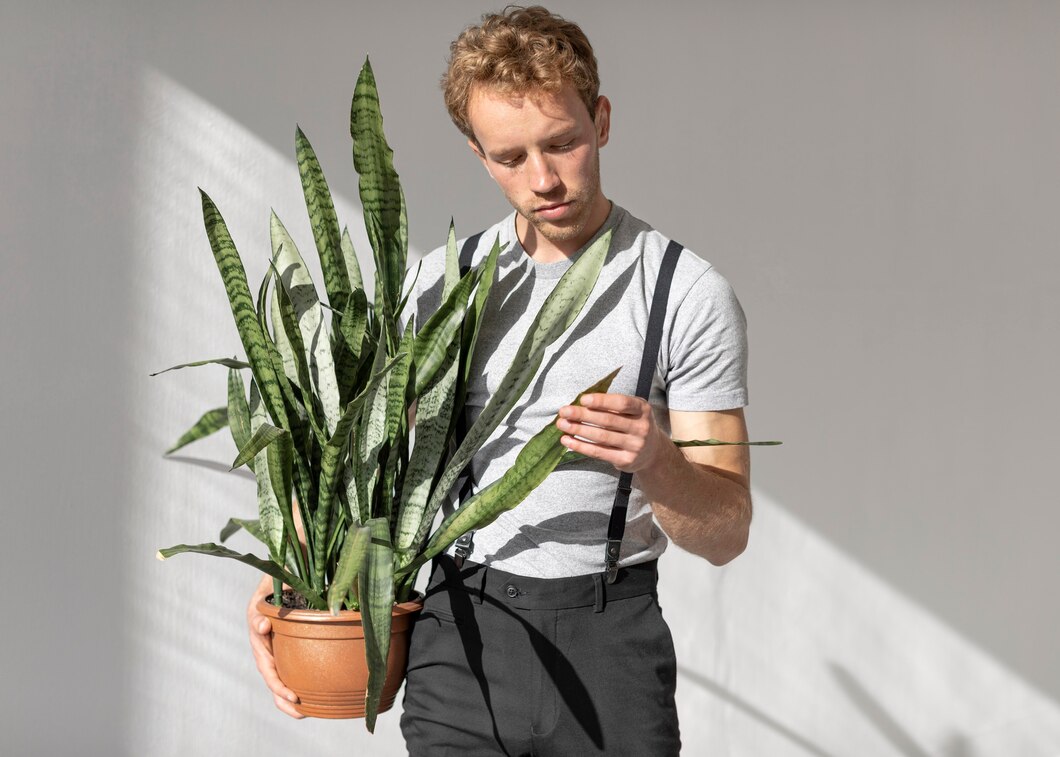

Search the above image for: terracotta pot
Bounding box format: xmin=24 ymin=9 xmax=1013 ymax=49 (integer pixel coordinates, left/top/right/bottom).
xmin=257 ymin=594 xmax=423 ymax=719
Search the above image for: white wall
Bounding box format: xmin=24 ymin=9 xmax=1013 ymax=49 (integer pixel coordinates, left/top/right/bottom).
xmin=2 ymin=1 xmax=1058 ymax=754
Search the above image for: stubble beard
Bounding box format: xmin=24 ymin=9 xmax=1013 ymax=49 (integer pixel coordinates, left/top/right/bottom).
xmin=519 ymin=152 xmax=603 ymax=246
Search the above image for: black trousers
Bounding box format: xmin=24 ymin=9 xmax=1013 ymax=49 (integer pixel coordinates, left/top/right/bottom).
xmin=400 ymin=556 xmax=681 ymax=756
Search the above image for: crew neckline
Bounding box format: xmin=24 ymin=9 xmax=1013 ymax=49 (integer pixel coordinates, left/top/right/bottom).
xmin=505 ymin=202 xmax=623 ymax=280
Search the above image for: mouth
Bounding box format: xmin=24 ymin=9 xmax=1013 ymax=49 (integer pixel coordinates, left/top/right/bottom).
xmin=534 ymin=201 xmax=572 ymax=220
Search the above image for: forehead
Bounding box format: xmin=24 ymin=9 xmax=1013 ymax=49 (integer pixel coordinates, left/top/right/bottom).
xmin=467 ymin=83 xmax=588 ymax=148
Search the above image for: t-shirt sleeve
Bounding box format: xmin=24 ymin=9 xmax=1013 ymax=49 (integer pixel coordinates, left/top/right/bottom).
xmin=664 ymin=266 xmax=748 ymax=411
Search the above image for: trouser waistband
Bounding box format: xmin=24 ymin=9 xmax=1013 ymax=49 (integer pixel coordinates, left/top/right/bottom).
xmin=426 ymin=555 xmax=659 ymax=613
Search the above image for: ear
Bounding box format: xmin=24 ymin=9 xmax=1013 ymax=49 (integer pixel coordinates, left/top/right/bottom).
xmin=594 ymin=95 xmax=612 ymax=148
xmin=468 ymin=138 xmax=494 ymax=179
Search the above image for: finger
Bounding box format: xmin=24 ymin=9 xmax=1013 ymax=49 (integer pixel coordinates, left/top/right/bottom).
xmin=560 ymin=433 xmax=632 ymax=468
xmin=254 ymin=646 xmax=300 ymax=704
xmin=557 ymin=417 xmax=638 ymax=450
xmin=273 ymin=692 xmax=306 ymax=719
xmin=558 ymin=406 xmax=638 ymax=432
xmin=248 ymin=622 xmax=300 ymax=703
xmin=579 ymin=393 xmax=645 ymax=414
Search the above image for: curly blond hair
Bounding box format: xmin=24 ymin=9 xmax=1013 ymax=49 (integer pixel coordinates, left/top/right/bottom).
xmin=442 ymin=5 xmax=600 ymax=142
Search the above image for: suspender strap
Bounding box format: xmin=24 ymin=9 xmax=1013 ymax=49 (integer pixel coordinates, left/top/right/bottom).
xmin=604 ymin=239 xmax=684 ymax=583
xmin=453 ymin=232 xmax=484 ymax=564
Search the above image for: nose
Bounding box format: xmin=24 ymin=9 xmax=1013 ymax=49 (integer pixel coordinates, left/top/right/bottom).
xmin=527 ymin=153 xmax=560 ymax=194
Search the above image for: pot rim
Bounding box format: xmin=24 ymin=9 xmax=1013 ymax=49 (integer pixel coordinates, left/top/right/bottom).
xmin=257 ymin=591 xmax=424 ymax=623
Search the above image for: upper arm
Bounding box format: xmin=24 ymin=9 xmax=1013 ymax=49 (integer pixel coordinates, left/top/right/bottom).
xmin=668 ymin=407 xmax=750 ymax=490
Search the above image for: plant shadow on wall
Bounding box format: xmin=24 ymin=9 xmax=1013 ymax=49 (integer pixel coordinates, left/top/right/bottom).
xmin=151 ymin=57 xmax=774 ymax=732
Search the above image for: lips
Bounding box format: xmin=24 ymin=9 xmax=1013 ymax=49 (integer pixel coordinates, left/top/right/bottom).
xmin=535 ymin=201 xmax=571 ymax=220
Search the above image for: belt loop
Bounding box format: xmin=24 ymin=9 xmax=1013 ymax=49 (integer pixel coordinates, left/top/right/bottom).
xmin=593 ymin=572 xmax=606 ymax=613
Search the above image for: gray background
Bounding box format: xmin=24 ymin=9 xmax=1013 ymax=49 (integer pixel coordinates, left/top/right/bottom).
xmin=2 ymin=1 xmax=1058 ymax=754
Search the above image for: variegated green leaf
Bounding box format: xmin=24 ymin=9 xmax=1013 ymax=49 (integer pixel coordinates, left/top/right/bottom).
xmin=270 ymin=267 xmax=306 ymax=393
xmin=220 ymin=517 xmax=301 ymax=574
xmin=379 ymin=322 xmax=414 ymax=523
xmin=256 ymin=273 xmax=318 ymax=517
xmin=395 ymin=339 xmax=459 ymax=560
xmin=310 ymin=350 xmax=406 ymax=589
xmin=265 ymin=424 xmax=301 ymax=580
xmin=156 ymin=543 xmax=324 ymax=610
xmin=227 ymin=369 xmax=253 ymax=473
xmin=339 ymin=288 xmax=369 ymax=360
xmin=412 ymin=262 xmax=479 ymax=396
xmin=340 ymin=226 xmax=364 ymax=293
xmin=165 ymin=407 xmax=228 ymax=455
xmin=351 ymin=58 xmax=406 ymax=323
xmin=231 ymin=419 xmax=287 ymax=471
xmin=248 ymin=384 xmax=286 ymax=565
xmin=220 ymin=516 xmax=264 ymax=544
xmin=442 ymin=220 xmax=459 ymax=300
xmin=271 ymin=211 xmax=342 ymax=436
xmin=149 ymin=356 xmax=250 ymax=376
xmin=355 ymin=333 xmax=391 ymax=521
xmin=296 ymin=125 xmax=350 ymax=315
xmin=415 ymin=229 xmax=613 ymax=547
xmin=358 ymin=517 xmax=394 ymax=732
xmin=401 ymin=368 xmax=619 ymax=576
xmin=460 ymin=235 xmax=503 ymax=386
xmin=200 ymin=190 xmax=288 ymax=430
xmin=327 ymin=523 xmax=371 ymax=615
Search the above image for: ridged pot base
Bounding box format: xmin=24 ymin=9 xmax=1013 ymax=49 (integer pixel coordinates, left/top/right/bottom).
xmin=257 ymin=594 xmax=423 ymax=719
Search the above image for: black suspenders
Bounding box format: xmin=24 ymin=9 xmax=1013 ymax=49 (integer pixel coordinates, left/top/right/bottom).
xmin=453 ymin=233 xmax=484 ymax=564
xmin=449 ymin=232 xmax=685 ymax=581
xmin=604 ymin=239 xmax=684 ymax=583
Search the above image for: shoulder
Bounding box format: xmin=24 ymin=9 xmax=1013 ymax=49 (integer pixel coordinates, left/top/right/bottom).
xmin=608 ymin=205 xmax=735 ymax=305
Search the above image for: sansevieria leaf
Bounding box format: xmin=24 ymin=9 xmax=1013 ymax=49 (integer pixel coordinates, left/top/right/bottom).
xmin=165 ymin=407 xmax=228 ymax=455
xmin=227 ymin=368 xmax=254 ymax=473
xmin=394 ymin=339 xmax=459 ymax=560
xmin=271 ymin=211 xmax=342 ymax=436
xmin=327 ymin=523 xmax=372 ymax=615
xmin=296 ymin=125 xmax=350 ymax=316
xmin=401 ymin=368 xmax=620 ymax=575
xmin=150 ymin=356 xmax=250 ymax=376
xmin=157 ymin=543 xmax=324 ymax=610
xmin=411 ymin=262 xmax=479 ymax=396
xmin=200 ymin=190 xmax=288 ymax=430
xmin=358 ymin=517 xmax=394 ymax=732
xmin=340 ymin=226 xmax=364 ymax=294
xmin=247 ymin=383 xmax=287 ymax=567
xmin=415 ymin=229 xmax=613 ymax=547
xmin=351 ymin=58 xmax=406 ymax=322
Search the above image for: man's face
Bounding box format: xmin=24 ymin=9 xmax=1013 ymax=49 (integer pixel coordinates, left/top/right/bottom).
xmin=467 ymin=83 xmax=611 ymax=255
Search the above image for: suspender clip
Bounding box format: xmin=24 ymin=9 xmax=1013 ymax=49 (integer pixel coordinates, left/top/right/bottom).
xmin=454 ymin=531 xmax=475 ymax=568
xmin=604 ymin=539 xmax=622 ymax=584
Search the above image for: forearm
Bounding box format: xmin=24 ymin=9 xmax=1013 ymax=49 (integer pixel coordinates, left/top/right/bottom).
xmin=635 ymin=436 xmax=751 ymax=565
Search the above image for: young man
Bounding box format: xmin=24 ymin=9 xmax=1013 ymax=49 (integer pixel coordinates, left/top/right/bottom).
xmin=249 ymin=6 xmax=751 ymax=754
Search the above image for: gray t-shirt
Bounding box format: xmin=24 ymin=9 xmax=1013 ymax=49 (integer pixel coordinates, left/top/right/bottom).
xmin=408 ymin=202 xmax=748 ymax=578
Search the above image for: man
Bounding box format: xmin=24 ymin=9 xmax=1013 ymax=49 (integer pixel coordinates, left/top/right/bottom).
xmin=249 ymin=6 xmax=751 ymax=755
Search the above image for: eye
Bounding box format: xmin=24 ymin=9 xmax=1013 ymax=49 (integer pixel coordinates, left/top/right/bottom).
xmin=552 ymin=140 xmax=576 ymax=152
xmin=498 ymin=154 xmax=524 ymax=168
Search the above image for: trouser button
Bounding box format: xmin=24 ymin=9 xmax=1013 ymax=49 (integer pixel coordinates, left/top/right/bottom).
xmin=505 ymin=584 xmax=518 ymax=598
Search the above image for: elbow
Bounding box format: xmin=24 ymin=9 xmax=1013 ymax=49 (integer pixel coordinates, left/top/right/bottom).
xmin=703 ymin=495 xmax=752 ymax=566
xmin=704 ymin=529 xmax=748 ymax=566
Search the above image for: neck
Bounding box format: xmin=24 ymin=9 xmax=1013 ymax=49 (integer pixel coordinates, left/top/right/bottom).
xmin=517 ymin=195 xmax=612 ymax=263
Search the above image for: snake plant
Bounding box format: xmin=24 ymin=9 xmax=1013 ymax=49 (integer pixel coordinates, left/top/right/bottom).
xmin=154 ymin=58 xmax=618 ymax=731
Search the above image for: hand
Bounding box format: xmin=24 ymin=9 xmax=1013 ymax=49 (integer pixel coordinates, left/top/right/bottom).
xmin=556 ymin=393 xmax=669 ymax=473
xmin=247 ymin=574 xmax=305 ymax=719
